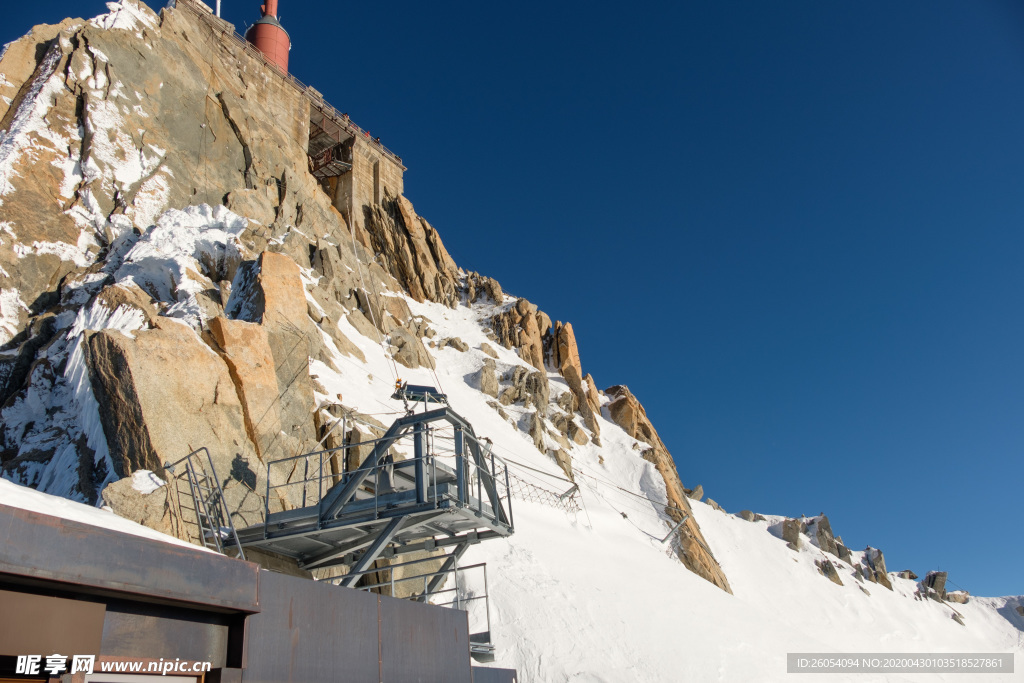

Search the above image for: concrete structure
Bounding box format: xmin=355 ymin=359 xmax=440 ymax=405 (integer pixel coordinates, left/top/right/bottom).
xmin=308 ymin=104 xmax=407 ymax=234
xmin=0 ymin=503 xmax=517 ymax=682
xmin=179 ymin=0 xmax=406 ymax=238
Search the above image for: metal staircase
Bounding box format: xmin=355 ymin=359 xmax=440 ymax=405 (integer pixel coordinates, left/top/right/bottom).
xmin=164 ymin=448 xmax=245 ymax=560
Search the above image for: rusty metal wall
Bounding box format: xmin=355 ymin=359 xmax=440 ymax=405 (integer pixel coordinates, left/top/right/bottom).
xmin=244 ymin=571 xmax=476 ymax=683
xmin=380 ymin=594 xmax=473 ymax=683
xmin=0 ymin=505 xmax=260 ymax=613
xmin=242 ymin=571 xmax=381 ymax=683
xmin=101 ymin=600 xmax=232 ymax=667
xmin=0 ymin=505 xmax=514 ymax=683
xmin=0 ymin=589 xmax=105 ymax=656
xmin=472 ymin=667 xmax=519 ymax=683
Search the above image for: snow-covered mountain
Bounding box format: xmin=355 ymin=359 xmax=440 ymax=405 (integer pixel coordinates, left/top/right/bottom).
xmin=0 ymin=2 xmax=1020 ymax=681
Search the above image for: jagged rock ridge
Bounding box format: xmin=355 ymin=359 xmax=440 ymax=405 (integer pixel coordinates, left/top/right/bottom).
xmin=1 ymin=0 xmax=726 ymax=592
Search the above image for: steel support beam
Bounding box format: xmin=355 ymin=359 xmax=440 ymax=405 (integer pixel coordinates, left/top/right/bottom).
xmin=390 ymin=530 xmax=503 ymax=558
xmin=320 ymin=407 xmax=459 ymax=519
xmin=299 ymin=512 xmax=449 ymax=571
xmin=464 ymin=433 xmax=507 ymax=525
xmin=338 ymin=517 xmax=408 ymax=588
xmin=414 ymin=423 xmax=427 ymax=505
xmin=320 ymin=420 xmax=408 ymax=518
xmin=418 ymin=542 xmax=470 ymax=602
xmin=454 ymin=428 xmax=466 ymax=503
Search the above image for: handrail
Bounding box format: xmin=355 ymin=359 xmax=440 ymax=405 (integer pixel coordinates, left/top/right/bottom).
xmin=337 ymin=556 xmax=492 ymax=639
xmin=343 ymin=559 xmax=487 ymax=580
xmin=262 ymin=427 xmax=511 ymax=531
xmin=265 ymin=433 xmax=401 ymax=466
xmin=266 ymin=453 xmax=433 ymax=493
xmin=164 ymin=447 xmax=246 ymax=560
xmin=461 ymin=430 xmax=516 ymax=471
xmin=172 ymin=0 xmax=406 ymax=169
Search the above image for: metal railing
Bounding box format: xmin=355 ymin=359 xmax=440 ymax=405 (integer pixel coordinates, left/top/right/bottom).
xmin=264 ymin=447 xmax=439 ymax=530
xmin=172 ymin=0 xmax=406 ymax=168
xmin=261 ymin=424 xmax=512 ymax=531
xmin=164 ymin=447 xmax=245 ymax=559
xmin=434 ymin=432 xmax=581 ymax=517
xmin=335 ymin=554 xmax=492 ymax=642
xmin=460 ymin=431 xmax=515 ymax=529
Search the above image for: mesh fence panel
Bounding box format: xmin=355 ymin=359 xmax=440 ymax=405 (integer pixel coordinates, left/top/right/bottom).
xmin=496 ymin=462 xmax=581 ymax=518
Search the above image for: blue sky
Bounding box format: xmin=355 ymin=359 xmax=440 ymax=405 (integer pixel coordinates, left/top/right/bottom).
xmin=5 ymin=1 xmax=1022 ymax=597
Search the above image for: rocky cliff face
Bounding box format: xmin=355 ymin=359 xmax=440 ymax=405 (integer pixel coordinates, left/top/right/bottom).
xmin=604 ymin=384 xmax=732 ymax=592
xmin=0 ymin=0 xmax=729 ymax=591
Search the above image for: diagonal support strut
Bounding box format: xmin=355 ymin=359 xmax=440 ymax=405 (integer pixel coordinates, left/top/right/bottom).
xmin=417 ymin=541 xmax=470 ymax=602
xmin=338 ymin=516 xmax=409 ymax=588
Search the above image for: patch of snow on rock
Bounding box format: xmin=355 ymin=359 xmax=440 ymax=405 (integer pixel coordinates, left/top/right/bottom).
xmin=0 ymin=288 xmax=28 ymax=345
xmin=131 ymin=469 xmax=166 ymax=494
xmin=0 ymin=44 xmax=63 ymax=204
xmin=90 ymin=1 xmax=159 ymax=34
xmin=13 ymin=240 xmax=93 ymax=268
xmin=1 ymin=296 xmax=146 ymax=502
xmin=115 ymin=204 xmax=247 ymax=327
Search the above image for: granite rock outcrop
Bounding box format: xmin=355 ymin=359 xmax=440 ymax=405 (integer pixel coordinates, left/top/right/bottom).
xmin=0 ymin=0 xmax=735 ymax=594
xmin=603 ymin=384 xmax=732 ymax=593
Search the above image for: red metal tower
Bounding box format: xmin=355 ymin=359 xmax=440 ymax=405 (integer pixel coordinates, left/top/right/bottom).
xmin=244 ymin=0 xmax=290 ymax=73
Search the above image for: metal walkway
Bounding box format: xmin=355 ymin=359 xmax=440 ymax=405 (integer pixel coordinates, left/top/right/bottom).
xmin=308 ymin=109 xmax=354 ymax=179
xmin=230 ymin=402 xmax=514 ymax=585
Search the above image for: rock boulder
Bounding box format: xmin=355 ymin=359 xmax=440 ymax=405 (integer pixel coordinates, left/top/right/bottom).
xmin=499 ymin=366 xmax=549 ymax=412
xmin=208 ymin=316 xmax=281 ymax=459
xmin=808 ymin=515 xmax=839 ymax=557
xmin=85 ymin=317 xmax=267 ymax=526
xmin=781 ymin=519 xmax=804 ymax=550
xmin=815 ymin=558 xmax=844 ymax=586
xmin=864 ymin=547 xmax=893 ymax=591
xmin=100 ymin=473 xmax=176 ymax=538
xmin=491 ymin=299 xmax=546 ymax=371
xmin=477 ymin=358 xmax=499 ymax=398
xmin=923 ymin=571 xmax=948 ymax=600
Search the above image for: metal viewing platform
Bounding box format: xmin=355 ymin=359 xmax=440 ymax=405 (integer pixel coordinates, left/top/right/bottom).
xmin=230 ymin=400 xmax=514 ymax=587
xmin=307 ymin=109 xmax=353 ymax=179
xmin=165 ymin=387 xmax=514 ymax=663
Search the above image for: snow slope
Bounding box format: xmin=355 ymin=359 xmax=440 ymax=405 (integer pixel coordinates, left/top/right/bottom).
xmin=0 ymin=3 xmax=1017 ymax=675
xmin=306 ymin=287 xmax=1024 ymax=682
xmin=0 ymin=201 xmax=1018 ymax=681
